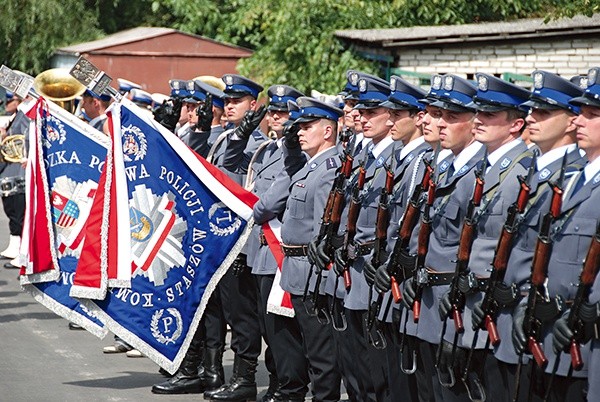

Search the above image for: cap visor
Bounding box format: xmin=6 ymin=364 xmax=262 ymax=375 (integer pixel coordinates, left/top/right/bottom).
xmin=521 ymin=99 xmax=563 ymax=110
xmin=380 ymin=100 xmax=415 ymax=110
xmin=294 ymin=116 xmax=320 ymax=123
xmin=570 ymin=96 xmax=600 ymax=108
xmin=430 ymin=100 xmax=474 ymax=113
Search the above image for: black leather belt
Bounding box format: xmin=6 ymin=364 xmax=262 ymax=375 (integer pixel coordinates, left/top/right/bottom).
xmin=281 ymin=244 xmax=309 ymax=257
xmin=347 ymin=241 xmax=374 ymax=258
xmin=418 ymin=269 xmax=455 ymax=286
xmin=457 ymin=273 xmax=489 ymax=294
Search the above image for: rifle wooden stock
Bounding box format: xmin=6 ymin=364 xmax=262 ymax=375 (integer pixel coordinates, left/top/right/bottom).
xmin=453 ymin=305 xmax=465 ymax=333
xmin=528 ymin=337 xmax=548 ymax=369
xmin=531 ymin=239 xmax=551 ymax=287
xmin=457 ymin=222 xmax=476 ymax=264
xmin=493 ymin=229 xmax=514 ymax=272
xmin=570 ymin=339 xmax=583 ymax=371
xmin=399 ymin=205 xmax=419 ymax=245
xmin=485 ymin=315 xmax=500 ymax=346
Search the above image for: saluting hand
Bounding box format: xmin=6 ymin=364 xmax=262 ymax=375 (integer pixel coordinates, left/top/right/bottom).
xmin=235 ymin=105 xmax=267 ymax=139
xmin=196 ymin=94 xmax=213 ymax=132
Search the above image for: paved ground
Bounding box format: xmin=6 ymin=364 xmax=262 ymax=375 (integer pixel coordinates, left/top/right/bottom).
xmin=0 ymin=212 xmax=272 ymax=402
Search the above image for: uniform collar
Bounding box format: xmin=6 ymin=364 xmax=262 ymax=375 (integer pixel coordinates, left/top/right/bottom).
xmin=537 ymin=144 xmax=577 ymax=171
xmin=370 ymin=135 xmax=394 ymax=158
xmin=451 ymin=141 xmax=483 ymax=175
xmin=583 ymin=154 xmax=600 ymax=185
xmin=306 ymin=145 xmax=336 ymax=165
xmin=399 ymin=136 xmax=425 ymax=160
xmin=487 ymin=138 xmax=523 ymax=168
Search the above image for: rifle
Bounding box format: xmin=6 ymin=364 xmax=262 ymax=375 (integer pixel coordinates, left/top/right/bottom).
xmin=338 ymin=157 xmax=367 ymax=291
xmin=544 ymin=222 xmax=600 ymax=401
xmin=366 ymin=151 xmax=397 ymax=329
xmin=386 ymin=146 xmax=439 ymax=301
xmin=302 ymin=144 xmax=354 ymax=313
xmin=474 ymin=152 xmax=537 ymax=345
xmin=412 ymin=144 xmax=442 ymax=323
xmin=521 ymin=152 xmax=568 ymax=370
xmin=446 ymin=151 xmax=488 ymax=335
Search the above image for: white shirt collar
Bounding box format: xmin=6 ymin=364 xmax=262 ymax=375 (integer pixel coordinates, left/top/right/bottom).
xmin=537 ymin=144 xmax=577 ymax=171
xmin=306 ymin=145 xmax=335 ymax=165
xmin=400 ymin=136 xmax=425 ymax=160
xmin=452 ymin=141 xmax=483 ymax=175
xmin=583 ymin=155 xmax=600 ymax=185
xmin=88 ymin=113 xmax=106 ymax=128
xmin=370 ymin=136 xmax=394 ymax=158
xmin=487 ymin=138 xmax=523 ymax=168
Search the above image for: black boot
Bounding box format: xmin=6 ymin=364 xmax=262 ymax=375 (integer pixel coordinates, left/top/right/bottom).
xmin=201 ymin=346 xmax=225 ymax=392
xmin=151 ymin=333 xmax=203 ymax=394
xmin=208 ymin=356 xmax=258 ymax=401
xmin=261 ymin=374 xmax=280 ymax=402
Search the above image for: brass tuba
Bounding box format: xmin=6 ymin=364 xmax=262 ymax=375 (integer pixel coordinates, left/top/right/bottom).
xmin=33 ymin=68 xmax=86 ymax=113
xmin=1 ymin=134 xmax=26 ymax=162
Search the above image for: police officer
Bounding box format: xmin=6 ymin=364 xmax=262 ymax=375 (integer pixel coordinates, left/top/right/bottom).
xmin=434 ymin=74 xmax=532 ymax=401
xmin=475 ymin=71 xmax=586 ymax=401
xmin=246 ymin=85 xmax=308 ymax=402
xmin=279 ymin=96 xmax=343 ymax=402
xmin=524 ymin=67 xmax=600 ymax=402
xmin=80 ymin=90 xmax=111 ymax=132
xmin=545 ymin=67 xmax=600 ymax=401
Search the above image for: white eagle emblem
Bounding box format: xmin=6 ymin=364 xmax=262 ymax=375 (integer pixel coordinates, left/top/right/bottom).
xmin=121 ymin=124 xmax=147 ymax=162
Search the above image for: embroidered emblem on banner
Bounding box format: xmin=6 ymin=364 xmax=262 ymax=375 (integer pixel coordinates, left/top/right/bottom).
xmin=43 ymin=115 xmax=67 ymax=147
xmin=130 ymin=184 xmax=188 ymax=286
xmin=209 ymin=202 xmax=242 ymax=237
xmin=122 ymin=124 xmax=147 ymax=162
xmin=151 ymin=308 xmax=183 ymax=345
xmin=51 ymin=185 xmax=80 ymax=229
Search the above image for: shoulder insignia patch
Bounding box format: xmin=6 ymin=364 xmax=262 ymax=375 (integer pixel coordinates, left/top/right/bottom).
xmin=326 ymin=157 xmax=338 ymax=170
xmin=252 ymin=131 xmax=265 ymax=140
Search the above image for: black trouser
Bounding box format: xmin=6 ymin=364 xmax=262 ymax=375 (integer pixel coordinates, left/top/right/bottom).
xmin=2 ymin=192 xmax=25 ymax=235
xmin=217 ymin=256 xmax=261 ymax=361
xmin=254 ymin=274 xmax=279 ymax=381
xmin=259 ymin=277 xmax=309 ymax=399
xmin=495 ymin=358 xmax=535 ymax=402
xmin=203 ymin=290 xmax=227 ymax=350
xmin=291 ymin=295 xmax=341 ymax=402
xmin=382 ymin=322 xmax=419 ymax=402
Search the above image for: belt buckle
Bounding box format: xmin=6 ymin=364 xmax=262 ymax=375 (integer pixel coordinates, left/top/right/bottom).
xmin=416 ymin=268 xmax=429 ymax=285
xmin=467 ymin=272 xmax=479 ymax=290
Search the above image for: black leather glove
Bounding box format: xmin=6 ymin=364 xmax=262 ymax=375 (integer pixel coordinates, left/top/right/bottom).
xmin=402 ymin=277 xmax=417 ymax=310
xmin=438 ymin=290 xmax=452 ymax=321
xmin=333 ymin=248 xmax=347 ymax=277
xmin=235 ymin=105 xmax=267 ymax=139
xmin=307 ymin=236 xmax=330 ymax=271
xmin=363 ymin=259 xmax=377 ymax=287
xmin=552 ymin=312 xmax=573 ymax=354
xmin=231 ymin=254 xmax=248 ymax=277
xmin=512 ymin=303 xmax=528 ymax=355
xmin=374 ymin=264 xmax=392 ymax=294
xmin=196 ymin=94 xmax=213 ymax=132
xmin=153 ymin=97 xmax=182 ymax=132
xmin=283 ymin=123 xmax=300 ymax=149
xmin=472 ymin=301 xmax=485 ymax=331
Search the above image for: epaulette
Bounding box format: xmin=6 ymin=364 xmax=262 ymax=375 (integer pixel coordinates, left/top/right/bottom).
xmin=326 ymin=157 xmax=338 ymax=170
xmin=252 ymin=130 xmax=265 ymax=140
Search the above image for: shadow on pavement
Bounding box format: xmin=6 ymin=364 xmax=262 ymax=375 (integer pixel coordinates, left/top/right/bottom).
xmin=0 ymin=311 xmax=61 ymax=322
xmin=64 ymin=371 xmax=164 ymax=390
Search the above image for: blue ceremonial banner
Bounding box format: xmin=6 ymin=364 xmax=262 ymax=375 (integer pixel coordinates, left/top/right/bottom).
xmin=20 ymin=98 xmax=109 ymax=337
xmin=75 ymin=100 xmax=256 ymax=372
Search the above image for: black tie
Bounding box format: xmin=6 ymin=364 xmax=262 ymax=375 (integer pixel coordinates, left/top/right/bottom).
xmin=354 ymin=140 xmax=363 ymax=157
xmin=571 ymin=172 xmax=586 ymax=196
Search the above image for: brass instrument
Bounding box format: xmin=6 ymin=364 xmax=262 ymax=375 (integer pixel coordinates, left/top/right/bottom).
xmin=33 ymin=68 xmax=86 ymax=113
xmin=0 ymin=134 xmax=25 ymax=163
xmin=193 ymin=75 xmax=226 ymax=91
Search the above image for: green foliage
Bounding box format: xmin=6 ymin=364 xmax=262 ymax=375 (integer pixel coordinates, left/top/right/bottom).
xmin=0 ymin=0 xmax=101 ymax=75
xmin=545 ymin=0 xmax=600 ymax=19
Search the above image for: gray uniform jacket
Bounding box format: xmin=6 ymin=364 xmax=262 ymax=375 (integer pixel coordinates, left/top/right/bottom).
xmin=280 ymin=146 xmax=340 ymax=296
xmin=342 ymin=141 xmax=397 ymax=311
xmin=494 ymin=148 xmax=585 ymax=364
xmin=451 ymin=141 xmax=533 ymax=349
xmin=411 ymin=144 xmax=487 ymax=345
xmin=247 ymin=141 xmax=307 ymax=274
xmin=370 ymin=140 xmax=433 ymax=322
xmin=182 ymin=125 xmax=226 ymax=159
xmin=536 ymin=167 xmax=600 ymax=378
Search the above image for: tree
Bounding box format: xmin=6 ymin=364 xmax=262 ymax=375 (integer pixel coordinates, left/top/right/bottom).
xmin=0 ymin=0 xmax=101 ymax=74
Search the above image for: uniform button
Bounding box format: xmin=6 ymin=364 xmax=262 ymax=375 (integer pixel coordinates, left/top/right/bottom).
xmin=574 ymin=226 xmax=579 ymax=231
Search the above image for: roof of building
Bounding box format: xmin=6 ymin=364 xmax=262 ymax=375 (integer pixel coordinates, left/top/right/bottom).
xmin=335 ymin=14 xmax=600 ymax=48
xmin=57 ymin=26 xmax=252 ymax=54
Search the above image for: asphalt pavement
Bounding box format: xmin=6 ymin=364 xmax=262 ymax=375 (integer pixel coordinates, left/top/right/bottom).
xmin=0 ymin=213 xmax=272 ymax=402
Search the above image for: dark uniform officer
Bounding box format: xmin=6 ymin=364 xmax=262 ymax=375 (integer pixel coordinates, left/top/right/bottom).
xmin=481 ymin=71 xmax=585 ymax=401
xmin=279 ymin=96 xmax=343 ymax=402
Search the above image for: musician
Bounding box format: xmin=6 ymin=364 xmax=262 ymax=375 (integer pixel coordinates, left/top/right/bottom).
xmin=0 ymin=92 xmax=27 ymax=269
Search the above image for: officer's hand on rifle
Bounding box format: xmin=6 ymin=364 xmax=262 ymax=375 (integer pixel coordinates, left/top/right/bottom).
xmin=283 ymin=123 xmax=300 ymax=149
xmin=235 ymin=105 xmax=267 ymax=139
xmin=154 ymin=97 xmax=182 ymax=132
xmin=471 ymin=301 xmax=485 ymax=331
xmin=374 ymin=265 xmax=391 ymax=294
xmin=196 ymin=94 xmax=213 ymax=132
xmin=363 ymin=260 xmax=377 ymax=286
xmin=438 ymin=290 xmax=453 ymax=321
xmin=512 ymin=304 xmax=528 ymax=354
xmin=552 ymin=312 xmax=573 ymax=354
xmin=402 ymin=277 xmax=417 ymax=310
xmin=307 ymin=236 xmax=329 ymax=271
xmin=332 ymin=248 xmax=346 ymax=277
